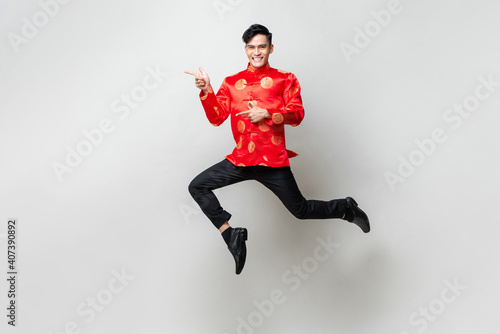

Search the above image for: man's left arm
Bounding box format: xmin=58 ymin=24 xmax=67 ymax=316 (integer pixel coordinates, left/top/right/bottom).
xmin=265 ymin=73 xmax=304 ymax=127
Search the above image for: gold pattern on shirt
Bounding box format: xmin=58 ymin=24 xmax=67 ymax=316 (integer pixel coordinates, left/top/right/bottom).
xmin=263 ymin=156 xmax=269 ymax=161
xmin=248 ymin=141 xmax=256 ymax=153
xmin=258 ymin=121 xmax=270 ymax=132
xmin=235 ymin=79 xmax=247 ymax=90
xmin=278 ymin=70 xmax=289 ymax=74
xmin=259 ymin=163 xmax=268 ymax=166
xmin=236 ymin=137 xmax=243 ymax=149
xmin=214 ymin=106 xmax=219 ymax=115
xmin=271 ymin=135 xmax=283 ymax=146
xmin=289 ymin=86 xmax=299 ymax=97
xmin=260 ymin=77 xmax=273 ymax=89
xmin=238 ymin=163 xmax=246 ymax=167
xmin=237 ymin=120 xmax=245 ymax=133
xmin=272 ymin=113 xmax=284 ymax=124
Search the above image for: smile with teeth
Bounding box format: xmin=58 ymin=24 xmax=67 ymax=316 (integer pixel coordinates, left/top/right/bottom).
xmin=253 ymin=57 xmax=263 ymax=62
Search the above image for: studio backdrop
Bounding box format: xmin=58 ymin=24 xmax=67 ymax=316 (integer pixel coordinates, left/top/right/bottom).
xmin=1 ymin=0 xmax=499 ymax=333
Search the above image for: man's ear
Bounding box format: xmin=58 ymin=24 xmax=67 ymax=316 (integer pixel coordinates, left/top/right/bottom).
xmin=270 ymin=44 xmax=274 ymax=54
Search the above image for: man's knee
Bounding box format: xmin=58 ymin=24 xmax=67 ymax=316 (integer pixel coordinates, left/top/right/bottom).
xmin=293 ymin=211 xmax=308 ymax=220
xmin=289 ymin=204 xmax=308 ymax=220
xmin=188 ymin=178 xmax=200 ymax=197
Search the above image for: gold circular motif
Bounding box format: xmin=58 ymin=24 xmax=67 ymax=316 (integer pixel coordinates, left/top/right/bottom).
xmin=237 ymin=120 xmax=245 ymax=133
xmin=260 ymin=77 xmax=273 ymax=89
xmin=236 ymin=137 xmax=243 ymax=149
xmin=248 ymin=141 xmax=256 ymax=153
xmin=238 ymin=163 xmax=246 ymax=167
xmin=272 ymin=113 xmax=284 ymax=124
xmin=271 ymin=135 xmax=283 ymax=146
xmin=235 ymin=79 xmax=247 ymax=90
xmin=258 ymin=121 xmax=270 ymax=132
xmin=259 ymin=163 xmax=268 ymax=166
xmin=263 ymin=156 xmax=268 ymax=162
xmin=289 ymin=86 xmax=299 ymax=97
xmin=278 ymin=69 xmax=289 ymax=74
xmin=214 ymin=106 xmax=219 ymax=115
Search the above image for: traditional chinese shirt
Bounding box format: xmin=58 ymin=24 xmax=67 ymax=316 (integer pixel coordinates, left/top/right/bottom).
xmin=199 ymin=63 xmax=304 ymax=167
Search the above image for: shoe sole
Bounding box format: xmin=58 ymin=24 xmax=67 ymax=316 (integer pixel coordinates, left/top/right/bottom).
xmin=235 ymin=229 xmax=247 ymax=275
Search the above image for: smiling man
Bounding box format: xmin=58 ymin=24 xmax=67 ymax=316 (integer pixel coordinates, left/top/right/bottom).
xmin=185 ymin=24 xmax=370 ymax=275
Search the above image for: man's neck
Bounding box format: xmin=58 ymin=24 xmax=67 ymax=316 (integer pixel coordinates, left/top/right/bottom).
xmin=247 ymin=62 xmax=271 ymax=73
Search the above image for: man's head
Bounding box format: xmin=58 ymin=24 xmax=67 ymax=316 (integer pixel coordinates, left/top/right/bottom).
xmin=242 ymin=24 xmax=274 ymax=69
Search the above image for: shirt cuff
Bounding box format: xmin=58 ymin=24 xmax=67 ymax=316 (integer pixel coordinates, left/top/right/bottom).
xmin=199 ymin=85 xmax=214 ymax=101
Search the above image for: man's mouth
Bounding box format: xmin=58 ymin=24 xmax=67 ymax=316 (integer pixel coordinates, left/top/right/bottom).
xmin=252 ymin=57 xmax=263 ymax=62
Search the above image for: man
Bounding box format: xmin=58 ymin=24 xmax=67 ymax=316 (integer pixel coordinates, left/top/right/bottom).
xmin=185 ymin=24 xmax=370 ymax=275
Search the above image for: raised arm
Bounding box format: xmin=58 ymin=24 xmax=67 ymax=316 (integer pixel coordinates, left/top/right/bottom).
xmin=185 ymin=67 xmax=230 ymax=126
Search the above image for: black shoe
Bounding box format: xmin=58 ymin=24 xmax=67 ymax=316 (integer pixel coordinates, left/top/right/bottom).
xmin=227 ymin=227 xmax=248 ymax=275
xmin=346 ymin=197 xmax=370 ymax=233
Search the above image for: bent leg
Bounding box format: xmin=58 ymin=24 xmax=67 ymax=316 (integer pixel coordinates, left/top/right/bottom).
xmin=255 ymin=166 xmax=347 ymax=220
xmin=188 ymin=159 xmax=249 ymax=229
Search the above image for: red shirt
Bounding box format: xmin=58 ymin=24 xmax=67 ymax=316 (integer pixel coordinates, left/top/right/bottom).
xmin=199 ymin=63 xmax=305 ymax=167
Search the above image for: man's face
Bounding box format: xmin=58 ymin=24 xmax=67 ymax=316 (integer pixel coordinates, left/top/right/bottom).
xmin=245 ymin=34 xmax=274 ymax=68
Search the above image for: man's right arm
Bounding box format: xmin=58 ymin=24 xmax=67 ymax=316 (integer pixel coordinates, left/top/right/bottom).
xmin=185 ymin=67 xmax=230 ymax=126
xmin=199 ymin=80 xmax=230 ymax=126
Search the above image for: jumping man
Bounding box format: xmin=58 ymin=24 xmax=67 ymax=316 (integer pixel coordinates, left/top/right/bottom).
xmin=185 ymin=24 xmax=370 ymax=275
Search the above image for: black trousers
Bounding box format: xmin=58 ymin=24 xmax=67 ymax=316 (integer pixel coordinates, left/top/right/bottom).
xmin=188 ymin=159 xmax=348 ymax=229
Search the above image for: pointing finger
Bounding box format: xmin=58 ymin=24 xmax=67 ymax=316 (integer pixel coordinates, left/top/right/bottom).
xmin=236 ymin=111 xmax=250 ymax=116
xmin=184 ymin=71 xmax=200 ymax=77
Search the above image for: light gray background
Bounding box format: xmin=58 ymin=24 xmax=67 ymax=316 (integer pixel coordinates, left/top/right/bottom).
xmin=1 ymin=0 xmax=499 ymax=333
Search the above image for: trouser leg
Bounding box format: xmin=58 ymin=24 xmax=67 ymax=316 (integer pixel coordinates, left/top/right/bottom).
xmin=188 ymin=159 xmax=249 ymax=229
xmin=255 ymin=166 xmax=347 ymax=220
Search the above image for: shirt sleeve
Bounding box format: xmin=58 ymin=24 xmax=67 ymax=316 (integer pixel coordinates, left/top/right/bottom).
xmin=266 ymin=73 xmax=304 ymax=127
xmin=199 ymin=79 xmax=231 ymax=126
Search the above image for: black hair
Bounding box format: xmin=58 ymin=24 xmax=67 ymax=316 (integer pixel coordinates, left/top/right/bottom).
xmin=242 ymin=24 xmax=272 ymax=45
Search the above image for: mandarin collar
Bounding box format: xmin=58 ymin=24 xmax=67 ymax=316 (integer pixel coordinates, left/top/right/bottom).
xmin=247 ymin=62 xmax=271 ymax=74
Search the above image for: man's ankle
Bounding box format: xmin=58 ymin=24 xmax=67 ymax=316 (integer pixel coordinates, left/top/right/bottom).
xmin=221 ymin=227 xmax=233 ymax=246
xmin=219 ymin=221 xmax=230 ymax=233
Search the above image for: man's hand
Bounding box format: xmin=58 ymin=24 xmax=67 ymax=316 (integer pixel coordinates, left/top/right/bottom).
xmin=184 ymin=67 xmax=211 ymax=95
xmin=236 ymin=101 xmax=271 ymax=123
